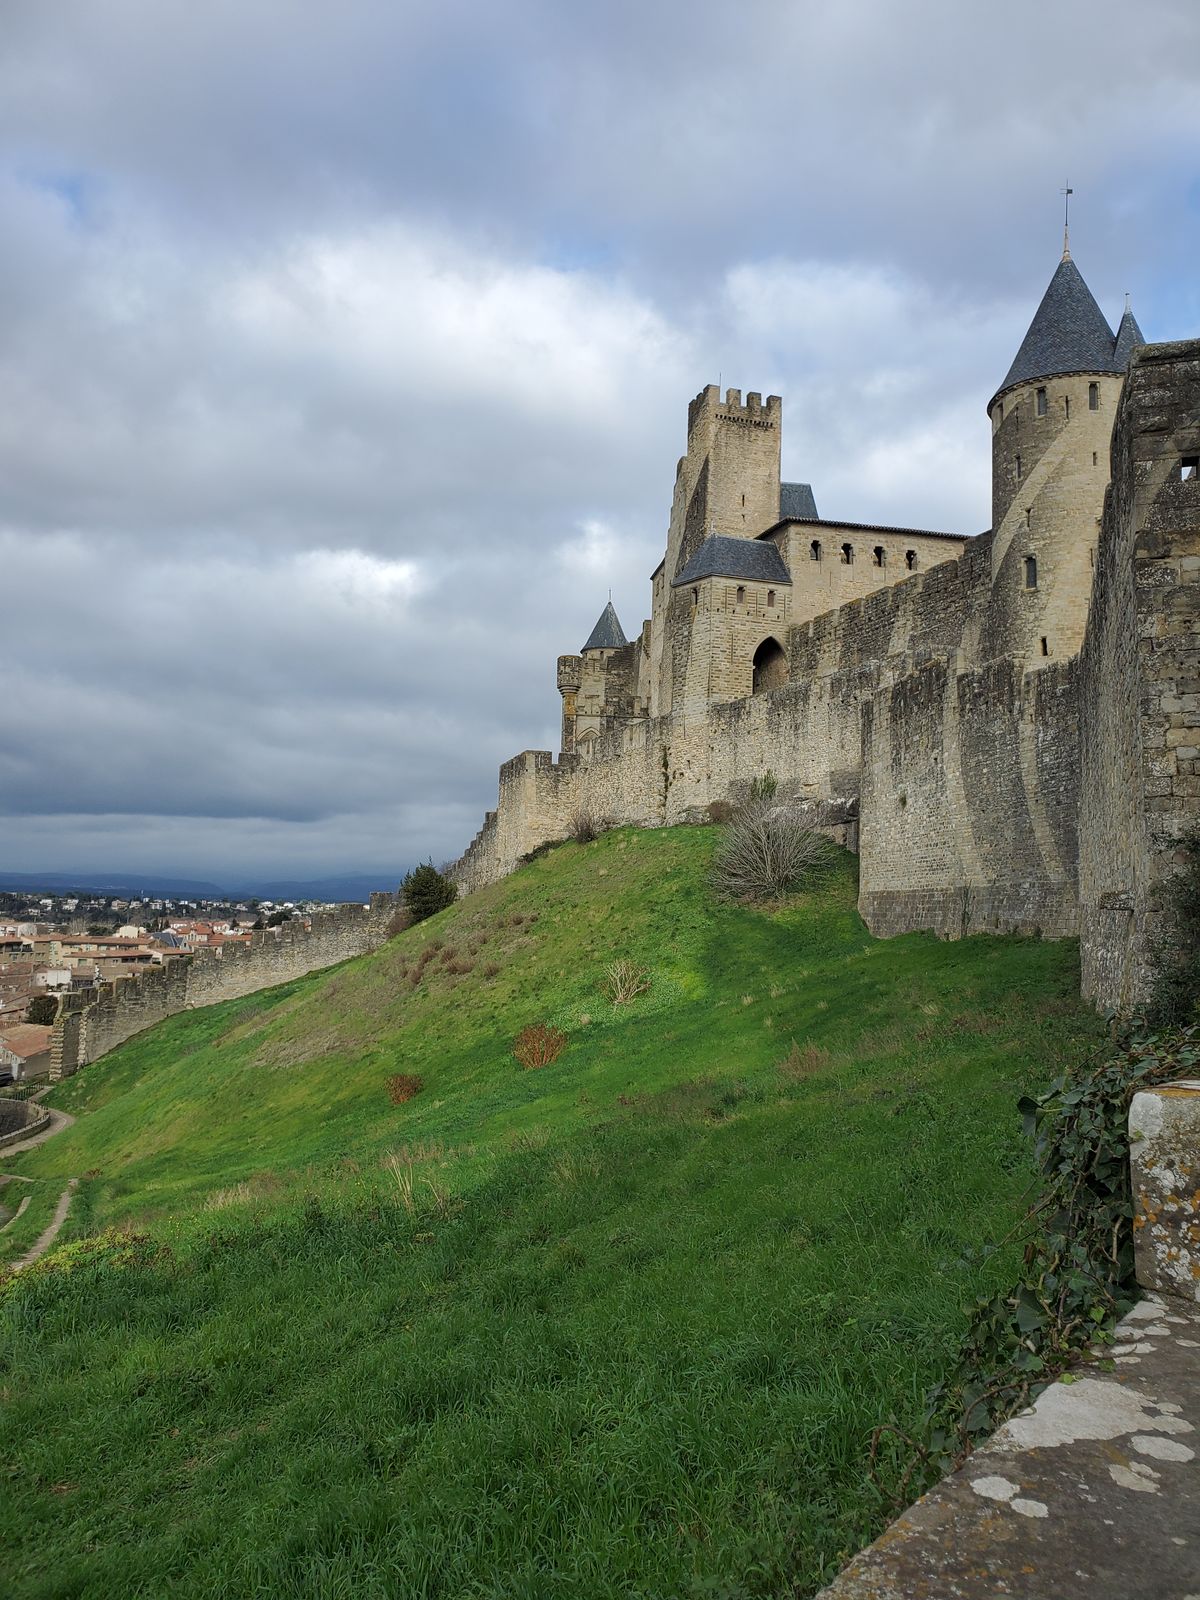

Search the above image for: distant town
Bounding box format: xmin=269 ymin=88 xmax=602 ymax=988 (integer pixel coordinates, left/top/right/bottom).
xmin=0 ymin=888 xmax=349 ymax=1083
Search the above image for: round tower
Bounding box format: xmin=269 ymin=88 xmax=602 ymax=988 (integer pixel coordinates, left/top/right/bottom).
xmin=981 ymin=245 xmax=1143 ymax=666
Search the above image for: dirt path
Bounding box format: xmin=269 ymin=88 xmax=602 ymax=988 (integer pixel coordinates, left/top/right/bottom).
xmin=0 ymin=1096 xmax=81 ymax=1268
xmin=12 ymin=1178 xmax=78 ymax=1270
xmin=0 ymin=1194 xmax=31 ymax=1231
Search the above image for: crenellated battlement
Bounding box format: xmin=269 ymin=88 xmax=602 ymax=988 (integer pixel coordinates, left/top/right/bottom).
xmin=687 ymin=383 xmax=782 ymax=438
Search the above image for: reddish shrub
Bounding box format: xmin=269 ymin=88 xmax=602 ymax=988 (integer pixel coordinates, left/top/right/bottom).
xmin=512 ymin=1023 xmax=568 ymax=1070
xmin=386 ymin=1073 xmax=425 ymax=1104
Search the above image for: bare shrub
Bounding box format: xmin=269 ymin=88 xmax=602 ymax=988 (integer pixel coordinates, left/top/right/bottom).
xmin=570 ymin=805 xmax=604 ymax=844
xmin=445 ymin=958 xmax=474 ymax=976
xmin=513 ymin=1023 xmax=568 ymax=1070
xmin=777 ymin=1039 xmax=830 ymax=1080
xmin=482 ymin=962 xmax=501 ymax=979
xmin=711 ymin=800 xmax=831 ymax=901
xmin=603 ymin=959 xmax=651 ymax=1005
xmin=386 ymin=1073 xmax=424 ymax=1104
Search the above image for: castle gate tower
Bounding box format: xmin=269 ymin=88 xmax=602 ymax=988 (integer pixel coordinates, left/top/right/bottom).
xmin=650 ymin=385 xmax=783 ymax=717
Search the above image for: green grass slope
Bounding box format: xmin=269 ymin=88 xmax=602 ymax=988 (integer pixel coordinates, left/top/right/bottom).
xmin=0 ymin=827 xmax=1106 ymax=1598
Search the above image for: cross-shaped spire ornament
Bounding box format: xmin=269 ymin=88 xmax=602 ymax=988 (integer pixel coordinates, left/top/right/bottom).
xmin=1061 ymin=182 xmax=1074 ymax=260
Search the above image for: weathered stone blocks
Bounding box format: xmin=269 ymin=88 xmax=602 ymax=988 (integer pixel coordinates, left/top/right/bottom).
xmin=1131 ymin=1080 xmax=1200 ymax=1301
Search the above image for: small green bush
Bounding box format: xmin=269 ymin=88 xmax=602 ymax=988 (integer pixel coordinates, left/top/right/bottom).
xmin=402 ymin=862 xmax=459 ymax=925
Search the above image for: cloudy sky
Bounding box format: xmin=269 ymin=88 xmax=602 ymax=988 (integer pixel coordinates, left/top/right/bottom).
xmin=3 ymin=0 xmax=1199 ymax=888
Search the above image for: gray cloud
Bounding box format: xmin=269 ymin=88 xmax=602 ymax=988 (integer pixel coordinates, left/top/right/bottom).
xmin=2 ymin=0 xmax=1198 ymax=881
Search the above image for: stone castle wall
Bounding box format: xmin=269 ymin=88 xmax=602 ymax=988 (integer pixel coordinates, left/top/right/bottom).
xmin=1078 ymin=341 xmax=1200 ymax=1010
xmin=49 ymin=894 xmax=399 ymax=1079
xmin=453 ymin=342 xmax=1200 ymax=1014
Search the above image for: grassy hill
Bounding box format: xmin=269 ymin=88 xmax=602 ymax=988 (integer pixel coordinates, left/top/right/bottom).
xmin=0 ymin=826 xmax=1106 ymax=1598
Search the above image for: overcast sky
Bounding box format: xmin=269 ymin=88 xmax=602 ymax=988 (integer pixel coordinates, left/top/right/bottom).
xmin=3 ymin=0 xmax=1199 ymax=887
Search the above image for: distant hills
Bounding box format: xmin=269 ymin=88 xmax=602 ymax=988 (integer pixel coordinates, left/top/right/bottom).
xmin=0 ymin=870 xmax=401 ymax=903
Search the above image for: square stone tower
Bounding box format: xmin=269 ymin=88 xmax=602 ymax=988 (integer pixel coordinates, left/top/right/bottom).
xmin=649 ymin=385 xmax=782 ymax=717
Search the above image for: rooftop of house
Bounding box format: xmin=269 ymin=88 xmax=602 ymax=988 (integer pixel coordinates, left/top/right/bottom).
xmin=581 ymin=601 xmax=629 ymax=652
xmin=0 ymin=1023 xmax=53 ymax=1059
xmin=672 ymin=535 xmax=792 ymax=588
xmin=779 ymin=481 xmax=819 ymax=521
xmin=995 ymin=250 xmax=1143 ymax=400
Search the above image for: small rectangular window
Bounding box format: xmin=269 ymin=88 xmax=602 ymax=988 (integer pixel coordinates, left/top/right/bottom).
xmin=1092 ymin=451 xmax=1098 ymax=466
xmin=1181 ymin=456 xmax=1199 ymax=481
xmin=766 ymin=589 xmax=776 ymax=607
xmin=736 ymin=585 xmax=745 ymax=604
xmin=1089 ymin=382 xmax=1099 ymax=410
xmin=1024 ymin=554 xmax=1038 ymax=590
xmin=1064 ymin=395 xmax=1070 ymax=421
xmin=1016 ymin=454 xmax=1022 ymax=479
xmin=1036 ymin=387 xmax=1047 ymax=417
xmin=1040 ymin=637 xmax=1049 ymax=656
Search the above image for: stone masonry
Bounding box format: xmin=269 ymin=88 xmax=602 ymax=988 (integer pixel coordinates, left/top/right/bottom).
xmin=453 ymin=252 xmax=1199 ymax=1016
xmin=49 ymin=893 xmax=399 ymax=1079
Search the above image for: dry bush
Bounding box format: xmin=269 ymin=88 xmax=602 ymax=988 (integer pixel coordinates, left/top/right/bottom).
xmin=444 ymin=958 xmax=474 ymax=976
xmin=707 ymin=799 xmax=735 ymax=824
xmin=603 ymin=959 xmax=651 ymax=1005
xmin=711 ymin=801 xmax=831 ymax=901
xmin=777 ymin=1039 xmax=830 ymax=1080
xmin=512 ymin=1022 xmax=568 ymax=1070
xmin=206 ymin=1181 xmax=255 ymax=1211
xmin=570 ymin=805 xmax=605 ymax=844
xmin=482 ymin=962 xmax=501 ymax=979
xmin=386 ymin=1073 xmax=425 ymax=1104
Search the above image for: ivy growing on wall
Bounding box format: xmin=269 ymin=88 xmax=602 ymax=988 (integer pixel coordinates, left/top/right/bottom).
xmin=871 ymin=1022 xmax=1199 ymax=1508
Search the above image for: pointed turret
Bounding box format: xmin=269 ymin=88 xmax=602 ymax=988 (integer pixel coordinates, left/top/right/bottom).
xmin=581 ymin=601 xmax=628 ymax=653
xmin=994 ymin=256 xmax=1121 ymax=401
xmin=1113 ymin=302 xmax=1145 ymax=369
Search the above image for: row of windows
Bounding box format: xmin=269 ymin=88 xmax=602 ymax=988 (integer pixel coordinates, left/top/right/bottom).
xmin=997 ymin=382 xmax=1100 ymax=427
xmin=1014 ymin=446 xmax=1103 ymax=481
xmin=733 ymin=585 xmax=778 ymax=606
xmin=809 ymin=540 xmax=919 ymax=570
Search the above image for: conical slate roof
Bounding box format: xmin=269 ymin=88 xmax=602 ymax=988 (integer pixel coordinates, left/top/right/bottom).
xmin=1113 ymin=305 xmax=1145 ymax=369
xmin=581 ymin=601 xmax=628 ymax=652
xmin=997 ymin=256 xmax=1120 ymax=398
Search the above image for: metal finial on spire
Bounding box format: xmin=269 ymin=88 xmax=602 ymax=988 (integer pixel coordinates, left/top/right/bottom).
xmin=1061 ymin=182 xmax=1074 ymax=260
xmin=1125 ymin=292 xmax=1131 ymax=313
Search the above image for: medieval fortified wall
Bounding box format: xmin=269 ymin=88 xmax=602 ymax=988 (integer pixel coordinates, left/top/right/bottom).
xmin=48 ymin=894 xmax=399 ymax=1079
xmin=453 ymin=247 xmax=1200 ymax=1016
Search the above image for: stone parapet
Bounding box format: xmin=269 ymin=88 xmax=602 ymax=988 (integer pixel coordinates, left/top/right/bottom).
xmin=1131 ymin=1079 xmax=1200 ymax=1302
xmin=47 ymin=893 xmax=400 ymax=1080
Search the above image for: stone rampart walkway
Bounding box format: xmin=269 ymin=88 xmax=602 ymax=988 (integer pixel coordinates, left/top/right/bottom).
xmin=819 ymin=1293 xmax=1199 ymax=1598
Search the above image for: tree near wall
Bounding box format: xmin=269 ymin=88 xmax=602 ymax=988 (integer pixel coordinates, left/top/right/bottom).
xmin=401 ymin=862 xmax=458 ymax=924
xmin=25 ymin=994 xmax=58 ymax=1025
